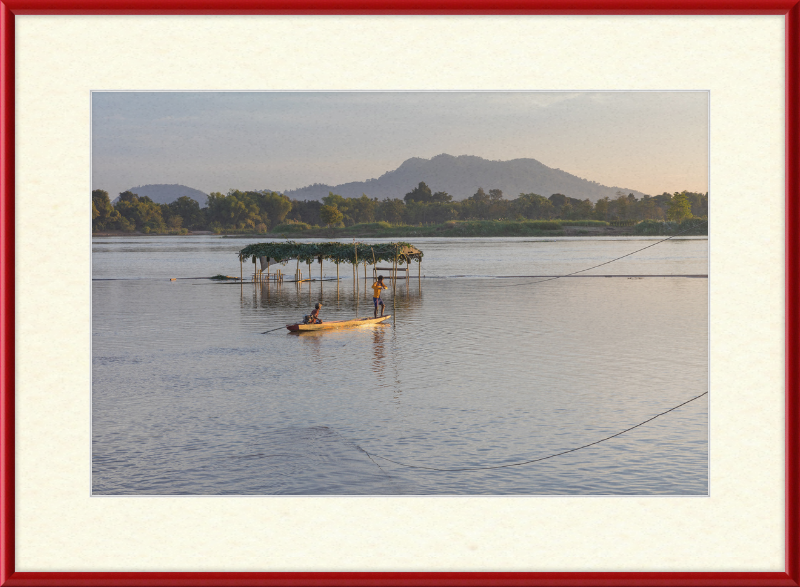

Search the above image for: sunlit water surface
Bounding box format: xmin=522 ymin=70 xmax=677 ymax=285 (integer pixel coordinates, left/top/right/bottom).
xmin=93 ymin=236 xmax=708 ymax=495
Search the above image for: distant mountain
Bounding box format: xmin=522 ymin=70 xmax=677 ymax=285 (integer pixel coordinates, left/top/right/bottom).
xmin=283 ymin=154 xmax=644 ymax=203
xmin=116 ymin=184 xmax=208 ymax=207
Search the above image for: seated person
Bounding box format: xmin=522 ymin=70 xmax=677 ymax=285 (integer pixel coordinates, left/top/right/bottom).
xmin=308 ymin=302 xmax=323 ymax=324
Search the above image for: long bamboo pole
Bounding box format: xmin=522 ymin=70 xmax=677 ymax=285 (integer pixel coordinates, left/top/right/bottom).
xmin=392 ymin=246 xmax=397 ymax=296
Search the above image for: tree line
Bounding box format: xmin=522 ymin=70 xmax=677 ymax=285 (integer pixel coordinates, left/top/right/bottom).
xmin=92 ymin=182 xmax=708 ymax=233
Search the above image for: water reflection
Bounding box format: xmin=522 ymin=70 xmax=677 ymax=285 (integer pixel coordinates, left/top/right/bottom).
xmin=241 ymin=274 xmax=425 ymax=326
xmin=93 ymin=237 xmax=708 ymax=495
xmin=371 ymin=326 xmax=386 ymax=378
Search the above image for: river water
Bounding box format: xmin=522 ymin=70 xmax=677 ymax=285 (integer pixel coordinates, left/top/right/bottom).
xmin=92 ymin=236 xmax=708 ymax=495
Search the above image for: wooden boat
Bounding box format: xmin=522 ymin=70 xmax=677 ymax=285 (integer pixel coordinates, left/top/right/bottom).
xmin=286 ymin=315 xmax=391 ymax=332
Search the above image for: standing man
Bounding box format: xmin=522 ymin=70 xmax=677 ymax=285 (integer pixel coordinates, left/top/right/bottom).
xmin=371 ymin=275 xmax=387 ymax=318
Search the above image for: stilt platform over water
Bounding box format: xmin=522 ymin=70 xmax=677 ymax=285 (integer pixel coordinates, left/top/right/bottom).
xmin=237 ymin=241 xmax=424 ymax=288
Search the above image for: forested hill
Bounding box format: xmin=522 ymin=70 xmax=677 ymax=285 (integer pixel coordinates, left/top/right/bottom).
xmin=283 ymin=154 xmax=645 ymax=203
xmin=115 ymin=184 xmax=209 ymax=206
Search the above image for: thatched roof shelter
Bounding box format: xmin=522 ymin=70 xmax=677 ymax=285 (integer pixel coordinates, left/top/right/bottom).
xmin=238 ymin=241 xmax=423 ymax=266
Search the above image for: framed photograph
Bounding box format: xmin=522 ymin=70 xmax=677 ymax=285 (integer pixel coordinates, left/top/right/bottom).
xmin=1 ymin=3 xmax=797 ymax=586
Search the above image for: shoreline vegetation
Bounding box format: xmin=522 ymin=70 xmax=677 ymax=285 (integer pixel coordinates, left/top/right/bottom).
xmin=92 ymin=183 xmax=708 ymax=238
xmin=93 ymin=218 xmax=708 ymax=238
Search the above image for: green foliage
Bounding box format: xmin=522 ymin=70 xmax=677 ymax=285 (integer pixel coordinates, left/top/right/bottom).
xmin=92 ymin=180 xmax=708 ymax=237
xmin=633 ymin=218 xmax=707 ymax=236
xmin=377 ymin=198 xmax=405 ymax=223
xmin=321 ymin=193 xmax=377 ymax=225
xmin=511 ymin=193 xmax=555 ymax=220
xmin=205 ymin=189 xmax=292 ymax=230
xmin=668 ymin=191 xmax=693 ymax=222
xmin=559 ymin=220 xmax=610 ymax=226
xmin=404 ymin=181 xmax=433 ymax=203
xmin=207 ymin=190 xmax=261 ymax=229
xmin=440 ymin=220 xmax=562 ymax=236
xmin=272 ymin=220 xmax=312 ymax=232
xmin=114 ymin=191 xmax=166 ymax=232
xmin=403 ymin=200 xmax=459 ymax=224
xmin=460 ymin=188 xmax=507 ymax=220
xmin=92 ymin=189 xmax=127 ymax=232
xmin=679 ymin=217 xmax=708 ymax=234
xmin=286 ymin=199 xmax=322 ymax=226
xmin=320 ymin=204 xmax=344 ymax=226
xmin=238 ymin=241 xmax=423 ymax=266
xmin=685 ymin=192 xmax=709 ymax=217
xmin=256 ymin=191 xmax=292 ymax=227
xmin=634 ymin=220 xmax=674 ymax=235
xmin=345 ymin=221 xmax=393 ymax=231
xmin=594 ymin=197 xmax=609 ymax=221
xmin=257 ymin=219 xmax=571 ymax=238
xmin=163 ymin=195 xmax=205 ymax=229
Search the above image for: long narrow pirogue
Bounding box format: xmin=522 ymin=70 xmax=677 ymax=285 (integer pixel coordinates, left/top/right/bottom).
xmin=286 ymin=315 xmax=391 ymax=332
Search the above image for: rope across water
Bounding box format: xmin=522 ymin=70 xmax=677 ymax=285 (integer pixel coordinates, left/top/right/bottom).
xmin=262 ymin=222 xmax=708 ymax=472
xmin=492 ymin=219 xmax=708 ymax=288
xmin=343 ymin=392 xmax=708 ymax=472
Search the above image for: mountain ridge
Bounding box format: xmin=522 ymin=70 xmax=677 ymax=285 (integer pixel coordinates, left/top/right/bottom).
xmin=282 ymin=154 xmax=644 ymax=202
xmin=113 ymin=155 xmax=646 ymax=207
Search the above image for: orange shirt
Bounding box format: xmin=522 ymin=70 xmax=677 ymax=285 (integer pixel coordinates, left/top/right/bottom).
xmin=371 ymin=282 xmax=386 ymax=298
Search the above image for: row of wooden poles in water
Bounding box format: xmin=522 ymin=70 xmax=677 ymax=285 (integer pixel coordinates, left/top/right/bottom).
xmin=239 ymin=255 xmax=421 ymax=296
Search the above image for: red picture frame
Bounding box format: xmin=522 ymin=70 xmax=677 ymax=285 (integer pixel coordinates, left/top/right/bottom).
xmin=1 ymin=3 xmax=797 ymax=586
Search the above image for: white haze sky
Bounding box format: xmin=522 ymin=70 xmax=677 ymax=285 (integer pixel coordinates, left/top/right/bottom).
xmin=92 ymin=91 xmax=708 ymax=199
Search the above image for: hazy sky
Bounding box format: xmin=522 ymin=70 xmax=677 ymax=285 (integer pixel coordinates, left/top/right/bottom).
xmin=92 ymin=91 xmax=708 ymax=199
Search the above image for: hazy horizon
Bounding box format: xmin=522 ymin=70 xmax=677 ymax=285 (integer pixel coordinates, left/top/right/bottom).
xmin=92 ymin=91 xmax=708 ymax=200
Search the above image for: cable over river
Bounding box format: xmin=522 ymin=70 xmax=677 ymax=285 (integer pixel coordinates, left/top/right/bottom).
xmin=92 ymin=235 xmax=708 ymax=495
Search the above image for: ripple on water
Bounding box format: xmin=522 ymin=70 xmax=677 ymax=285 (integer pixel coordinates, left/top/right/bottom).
xmin=93 ymin=237 xmax=708 ymax=495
